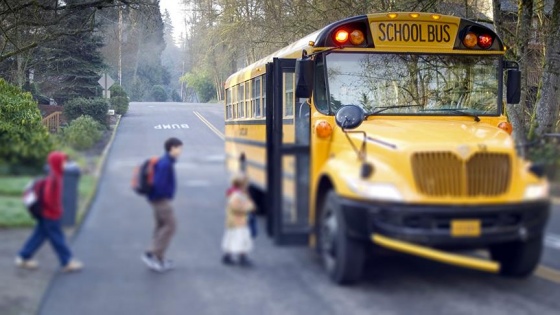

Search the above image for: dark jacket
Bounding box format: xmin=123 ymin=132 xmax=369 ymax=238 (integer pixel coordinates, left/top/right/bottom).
xmin=43 ymin=152 xmax=66 ymax=220
xmin=148 ymin=154 xmax=176 ymax=201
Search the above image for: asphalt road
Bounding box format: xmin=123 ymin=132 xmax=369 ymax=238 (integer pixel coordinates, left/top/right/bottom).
xmin=40 ymin=102 xmax=560 ymax=315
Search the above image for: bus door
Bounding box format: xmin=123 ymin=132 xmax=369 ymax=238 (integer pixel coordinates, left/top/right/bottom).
xmin=266 ymin=58 xmax=311 ymax=245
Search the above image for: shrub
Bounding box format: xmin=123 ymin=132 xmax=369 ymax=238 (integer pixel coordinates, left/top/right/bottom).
xmin=151 ymin=85 xmax=168 ymax=102
xmin=180 ymin=72 xmax=216 ymax=103
xmin=109 ymin=84 xmax=129 ymax=115
xmin=0 ymin=79 xmax=53 ymax=174
xmin=111 ymin=96 xmax=129 ymax=115
xmin=64 ymin=98 xmax=109 ymax=126
xmin=63 ymin=115 xmax=104 ymax=151
xmin=109 ymin=84 xmax=128 ymax=98
xmin=171 ymin=90 xmax=181 ymax=102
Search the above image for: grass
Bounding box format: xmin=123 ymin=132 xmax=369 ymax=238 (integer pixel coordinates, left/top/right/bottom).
xmin=0 ymin=176 xmax=33 ymax=197
xmin=0 ymin=174 xmax=97 ymax=228
xmin=0 ymin=196 xmax=34 ymax=228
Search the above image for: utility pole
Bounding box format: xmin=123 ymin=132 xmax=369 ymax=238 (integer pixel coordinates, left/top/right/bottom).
xmin=118 ymin=5 xmax=123 ymax=86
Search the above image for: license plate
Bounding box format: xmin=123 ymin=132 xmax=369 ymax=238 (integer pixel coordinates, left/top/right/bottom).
xmin=451 ymin=219 xmax=481 ymax=237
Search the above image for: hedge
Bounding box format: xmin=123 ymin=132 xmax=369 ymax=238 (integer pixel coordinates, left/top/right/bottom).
xmin=64 ymin=97 xmax=109 ymax=126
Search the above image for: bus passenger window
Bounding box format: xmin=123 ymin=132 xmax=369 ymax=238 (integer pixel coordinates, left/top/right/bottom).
xmin=238 ymin=84 xmax=245 ymax=118
xmin=284 ymin=73 xmax=295 ymax=117
xmin=253 ymin=77 xmax=261 ymax=117
xmin=262 ymin=76 xmax=267 ymax=117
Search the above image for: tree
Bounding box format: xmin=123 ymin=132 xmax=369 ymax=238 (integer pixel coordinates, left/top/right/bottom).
xmin=0 ymin=79 xmax=52 ymax=173
xmin=534 ymin=0 xmax=560 ymax=136
xmin=32 ymin=0 xmax=106 ymax=104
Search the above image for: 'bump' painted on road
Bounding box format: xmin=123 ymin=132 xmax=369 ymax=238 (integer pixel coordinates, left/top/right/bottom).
xmin=154 ymin=124 xmax=190 ymax=130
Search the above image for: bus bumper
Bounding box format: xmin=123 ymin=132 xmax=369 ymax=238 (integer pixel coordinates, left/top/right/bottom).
xmin=339 ymin=198 xmax=550 ymax=248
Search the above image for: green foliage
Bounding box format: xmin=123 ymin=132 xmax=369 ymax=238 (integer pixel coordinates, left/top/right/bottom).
xmin=0 ymin=196 xmax=34 ymax=228
xmin=64 ymin=98 xmax=109 ymax=126
xmin=109 ymin=84 xmax=129 ymax=115
xmin=0 ymin=176 xmax=33 ymax=196
xmin=151 ymin=85 xmax=168 ymax=102
xmin=0 ymin=79 xmax=52 ymax=174
xmin=171 ymin=89 xmax=181 ymax=102
xmin=109 ymin=84 xmax=128 ymax=98
xmin=63 ymin=115 xmax=104 ymax=151
xmin=180 ymin=72 xmax=216 ymax=103
xmin=111 ymin=96 xmax=130 ymax=115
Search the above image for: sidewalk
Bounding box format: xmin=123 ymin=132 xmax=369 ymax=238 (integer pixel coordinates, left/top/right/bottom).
xmin=0 ymin=229 xmax=60 ymax=315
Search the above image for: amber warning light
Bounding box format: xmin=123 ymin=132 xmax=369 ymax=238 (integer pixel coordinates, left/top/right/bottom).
xmin=334 ymin=28 xmax=366 ymax=46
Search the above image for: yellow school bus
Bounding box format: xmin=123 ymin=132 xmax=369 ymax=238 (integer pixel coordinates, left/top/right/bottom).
xmin=224 ymin=12 xmax=550 ymax=284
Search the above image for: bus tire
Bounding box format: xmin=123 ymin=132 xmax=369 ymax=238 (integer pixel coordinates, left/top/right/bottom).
xmin=490 ymin=235 xmax=543 ymax=277
xmin=318 ymin=191 xmax=365 ymax=285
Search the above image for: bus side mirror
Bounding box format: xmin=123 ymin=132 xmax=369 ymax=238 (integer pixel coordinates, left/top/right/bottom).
xmin=506 ymin=69 xmax=521 ymax=104
xmin=335 ymin=105 xmax=365 ymax=130
xmin=295 ymin=58 xmax=315 ymax=98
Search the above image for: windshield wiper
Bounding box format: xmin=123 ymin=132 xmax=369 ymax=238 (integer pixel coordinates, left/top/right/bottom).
xmin=420 ymin=108 xmax=481 ymax=122
xmin=308 ymin=46 xmax=345 ymax=57
xmin=367 ymin=104 xmax=424 ymax=116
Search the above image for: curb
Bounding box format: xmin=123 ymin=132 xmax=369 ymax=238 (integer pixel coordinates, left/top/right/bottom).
xmin=72 ymin=114 xmax=122 ymax=240
xmin=36 ymin=115 xmax=122 ymax=314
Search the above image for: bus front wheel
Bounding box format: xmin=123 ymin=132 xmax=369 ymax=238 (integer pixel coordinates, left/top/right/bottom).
xmin=318 ymin=191 xmax=365 ymax=285
xmin=490 ymin=235 xmax=543 ymax=277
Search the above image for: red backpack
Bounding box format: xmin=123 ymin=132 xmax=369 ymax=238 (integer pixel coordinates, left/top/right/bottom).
xmin=131 ymin=157 xmax=159 ymax=195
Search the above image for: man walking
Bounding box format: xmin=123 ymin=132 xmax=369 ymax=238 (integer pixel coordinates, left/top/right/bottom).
xmin=142 ymin=137 xmax=183 ymax=272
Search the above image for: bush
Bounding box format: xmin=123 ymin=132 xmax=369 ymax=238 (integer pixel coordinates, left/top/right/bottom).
xmin=109 ymin=84 xmax=129 ymax=115
xmin=111 ymin=96 xmax=129 ymax=115
xmin=180 ymin=72 xmax=216 ymax=103
xmin=64 ymin=98 xmax=109 ymax=126
xmin=63 ymin=115 xmax=104 ymax=151
xmin=151 ymin=85 xmax=168 ymax=102
xmin=109 ymin=84 xmax=128 ymax=98
xmin=171 ymin=90 xmax=181 ymax=102
xmin=0 ymin=79 xmax=53 ymax=174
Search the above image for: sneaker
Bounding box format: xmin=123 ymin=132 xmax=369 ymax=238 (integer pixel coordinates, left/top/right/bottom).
xmin=142 ymin=252 xmax=159 ymax=271
xmin=222 ymin=254 xmax=234 ymax=266
xmin=159 ymin=259 xmax=175 ymax=272
xmin=15 ymin=256 xmax=39 ymax=270
xmin=62 ymin=259 xmax=83 ymax=273
xmin=239 ymin=254 xmax=253 ymax=268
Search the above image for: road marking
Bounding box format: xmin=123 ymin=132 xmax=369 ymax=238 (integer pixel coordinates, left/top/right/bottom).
xmin=193 ymin=111 xmax=225 ymax=140
xmin=154 ymin=124 xmax=189 ymax=130
xmin=535 ymin=265 xmax=560 ymax=284
xmin=545 ymin=234 xmax=560 ymax=250
xmin=473 ymin=249 xmax=560 ymax=284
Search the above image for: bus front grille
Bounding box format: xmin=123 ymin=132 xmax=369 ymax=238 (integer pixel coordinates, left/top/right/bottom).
xmin=411 ymin=152 xmax=511 ymax=197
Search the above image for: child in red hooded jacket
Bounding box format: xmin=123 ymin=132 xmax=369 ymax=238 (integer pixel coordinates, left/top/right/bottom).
xmin=16 ymin=151 xmax=83 ymax=272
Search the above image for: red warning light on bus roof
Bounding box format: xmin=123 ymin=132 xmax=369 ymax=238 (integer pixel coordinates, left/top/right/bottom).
xmin=477 ymin=34 xmax=493 ymax=49
xmin=334 ymin=29 xmax=349 ymax=44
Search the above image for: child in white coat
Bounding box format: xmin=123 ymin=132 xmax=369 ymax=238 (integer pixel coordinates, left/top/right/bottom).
xmin=222 ymin=173 xmax=255 ymax=266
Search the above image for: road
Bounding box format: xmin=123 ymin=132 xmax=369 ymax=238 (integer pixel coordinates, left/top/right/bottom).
xmin=40 ymin=102 xmax=560 ymax=315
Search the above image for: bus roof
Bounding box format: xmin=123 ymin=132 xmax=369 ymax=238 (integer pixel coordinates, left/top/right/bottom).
xmin=225 ymin=12 xmax=505 ymax=87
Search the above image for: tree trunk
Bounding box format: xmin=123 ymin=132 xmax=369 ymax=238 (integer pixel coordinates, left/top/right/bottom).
xmin=508 ymin=0 xmax=534 ymax=146
xmin=535 ymin=0 xmax=560 ymax=135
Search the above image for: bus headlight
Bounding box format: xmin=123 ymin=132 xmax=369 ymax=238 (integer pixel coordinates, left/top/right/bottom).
xmin=346 ymin=178 xmax=403 ymax=201
xmin=523 ymin=183 xmax=549 ymax=200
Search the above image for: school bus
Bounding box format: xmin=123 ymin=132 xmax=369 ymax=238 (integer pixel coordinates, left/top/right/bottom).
xmin=224 ymin=12 xmax=550 ymax=284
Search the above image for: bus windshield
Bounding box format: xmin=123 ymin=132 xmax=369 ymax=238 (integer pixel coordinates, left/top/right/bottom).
xmin=319 ymin=53 xmax=501 ymax=116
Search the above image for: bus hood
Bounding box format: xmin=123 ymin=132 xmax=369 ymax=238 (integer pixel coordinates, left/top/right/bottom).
xmin=356 ymin=119 xmax=514 ymax=150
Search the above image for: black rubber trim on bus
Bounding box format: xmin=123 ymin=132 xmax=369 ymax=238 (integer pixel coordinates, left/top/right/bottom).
xmin=454 ymin=18 xmax=505 ymax=51
xmin=314 ymin=15 xmax=372 ymax=48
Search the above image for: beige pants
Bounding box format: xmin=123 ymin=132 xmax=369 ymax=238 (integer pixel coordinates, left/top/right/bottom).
xmin=150 ymin=200 xmax=176 ymax=260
